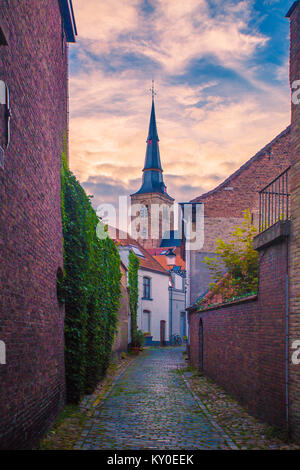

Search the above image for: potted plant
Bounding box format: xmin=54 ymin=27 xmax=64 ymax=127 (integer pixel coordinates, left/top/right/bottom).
xmin=131 ymin=329 xmax=145 ymax=354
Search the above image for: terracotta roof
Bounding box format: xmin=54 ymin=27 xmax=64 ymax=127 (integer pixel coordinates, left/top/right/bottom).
xmin=108 ymin=227 xmax=169 ymax=276
xmin=190 ymin=126 xmax=291 ymax=203
xmin=148 ymin=247 xmax=185 ymax=271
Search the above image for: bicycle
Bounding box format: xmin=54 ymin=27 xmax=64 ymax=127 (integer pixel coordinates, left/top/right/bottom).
xmin=170 ymin=334 xmax=183 ymax=346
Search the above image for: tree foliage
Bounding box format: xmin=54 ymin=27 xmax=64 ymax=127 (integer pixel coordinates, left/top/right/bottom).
xmin=60 ymin=148 xmax=121 ymax=403
xmin=203 ymin=209 xmax=258 ymax=302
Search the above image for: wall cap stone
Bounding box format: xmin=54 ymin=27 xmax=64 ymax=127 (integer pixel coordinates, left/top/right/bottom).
xmin=187 ymin=294 xmax=258 ymax=314
xmin=253 ymin=220 xmax=290 ymax=251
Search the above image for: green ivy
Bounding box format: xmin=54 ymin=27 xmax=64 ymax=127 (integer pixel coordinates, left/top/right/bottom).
xmin=128 ymin=250 xmax=139 ymax=346
xmin=60 ymin=147 xmax=121 ymax=403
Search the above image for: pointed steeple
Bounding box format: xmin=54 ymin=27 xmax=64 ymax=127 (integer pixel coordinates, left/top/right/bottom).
xmin=133 ymin=83 xmax=170 ymax=196
xmin=143 ymin=98 xmax=162 ymax=171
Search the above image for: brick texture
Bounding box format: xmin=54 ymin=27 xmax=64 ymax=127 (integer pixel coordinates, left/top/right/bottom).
xmin=288 ymin=1 xmax=300 ymax=444
xmin=131 ymin=192 xmax=174 ymax=249
xmin=189 ymin=236 xmax=288 ymax=430
xmin=188 ymin=128 xmax=291 ymax=303
xmin=0 ymin=1 xmax=68 ymax=449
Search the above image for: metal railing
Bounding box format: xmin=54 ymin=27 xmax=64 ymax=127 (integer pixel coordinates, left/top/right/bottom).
xmin=259 ymin=166 xmax=291 ymax=232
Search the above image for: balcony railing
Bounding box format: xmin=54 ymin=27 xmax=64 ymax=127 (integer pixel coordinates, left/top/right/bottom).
xmin=259 ymin=166 xmax=291 ymax=232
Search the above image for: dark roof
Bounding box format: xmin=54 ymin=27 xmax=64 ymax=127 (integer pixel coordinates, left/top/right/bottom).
xmin=190 ymin=126 xmax=291 ymax=203
xmin=286 ymin=1 xmax=300 ymax=17
xmin=133 ymin=97 xmax=172 ymax=197
xmin=160 ymin=230 xmax=182 ymax=247
xmin=59 ymin=0 xmax=77 ymax=43
xmin=143 ymin=100 xmax=162 ymax=171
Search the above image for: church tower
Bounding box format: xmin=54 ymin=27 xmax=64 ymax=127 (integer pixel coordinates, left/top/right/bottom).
xmin=131 ymin=83 xmax=174 ymax=249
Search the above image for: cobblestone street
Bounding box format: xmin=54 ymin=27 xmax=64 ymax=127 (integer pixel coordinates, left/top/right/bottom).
xmin=75 ymin=347 xmax=233 ymax=450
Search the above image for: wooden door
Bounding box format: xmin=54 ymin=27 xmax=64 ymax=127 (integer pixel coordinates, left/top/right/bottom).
xmin=160 ymin=320 xmax=166 ymax=346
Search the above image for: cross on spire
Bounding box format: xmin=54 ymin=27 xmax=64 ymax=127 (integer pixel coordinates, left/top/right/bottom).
xmin=150 ymin=79 xmax=156 ymax=101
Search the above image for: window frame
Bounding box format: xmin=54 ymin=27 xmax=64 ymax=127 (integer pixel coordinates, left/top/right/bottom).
xmin=143 ymin=276 xmax=151 ymax=300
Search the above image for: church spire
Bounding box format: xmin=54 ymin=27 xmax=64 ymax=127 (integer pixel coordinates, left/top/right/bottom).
xmin=133 ymin=83 xmax=168 ymax=195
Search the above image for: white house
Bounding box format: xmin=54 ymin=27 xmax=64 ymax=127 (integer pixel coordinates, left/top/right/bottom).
xmin=110 ymin=228 xmax=170 ymax=345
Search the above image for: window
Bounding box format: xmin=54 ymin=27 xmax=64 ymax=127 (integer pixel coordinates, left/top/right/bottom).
xmin=143 ymin=276 xmax=151 ymax=299
xmin=0 ymin=27 xmax=8 ymax=46
xmin=140 ymin=205 xmax=148 ymax=218
xmin=130 ymin=245 xmax=145 ymax=258
xmin=0 ymin=80 xmax=11 ymax=168
xmin=142 ymin=310 xmax=151 ymax=334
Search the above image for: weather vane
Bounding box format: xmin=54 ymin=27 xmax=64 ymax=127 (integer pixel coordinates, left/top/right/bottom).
xmin=149 ymin=79 xmax=157 ymax=100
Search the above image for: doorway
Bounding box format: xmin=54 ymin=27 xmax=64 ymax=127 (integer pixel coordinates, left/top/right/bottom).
xmin=160 ymin=320 xmax=166 ymax=346
xmin=180 ymin=312 xmax=186 ymax=340
xmin=199 ymin=318 xmax=203 ymax=372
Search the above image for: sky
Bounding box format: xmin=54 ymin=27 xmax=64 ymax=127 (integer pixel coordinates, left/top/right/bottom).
xmin=69 ymin=0 xmax=292 ymax=211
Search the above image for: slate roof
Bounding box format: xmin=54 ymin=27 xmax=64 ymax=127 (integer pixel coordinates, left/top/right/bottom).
xmin=133 ymin=97 xmax=172 ymax=197
xmin=59 ymin=0 xmax=77 ymax=43
xmin=160 ymin=230 xmax=182 ymax=247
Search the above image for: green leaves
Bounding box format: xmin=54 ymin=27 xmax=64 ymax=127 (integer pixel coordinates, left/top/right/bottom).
xmin=203 ymin=209 xmax=258 ymax=303
xmin=128 ymin=251 xmax=140 ymax=347
xmin=60 ymin=148 xmax=121 ymax=403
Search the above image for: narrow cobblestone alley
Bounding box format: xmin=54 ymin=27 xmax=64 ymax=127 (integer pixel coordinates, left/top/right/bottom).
xmin=75 ymin=347 xmax=233 ymax=450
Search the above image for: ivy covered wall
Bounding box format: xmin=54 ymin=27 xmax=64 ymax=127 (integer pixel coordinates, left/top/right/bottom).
xmin=60 ymin=150 xmax=121 ymax=403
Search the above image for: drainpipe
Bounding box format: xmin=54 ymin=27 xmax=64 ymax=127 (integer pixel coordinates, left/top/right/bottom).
xmin=169 ymin=286 xmax=173 ymax=341
xmin=285 ymin=238 xmax=289 ymax=432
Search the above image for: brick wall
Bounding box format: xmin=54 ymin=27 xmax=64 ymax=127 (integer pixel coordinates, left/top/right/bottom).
xmin=112 ymin=264 xmax=130 ymax=356
xmin=131 ymin=192 xmax=174 ymax=249
xmin=288 ymin=0 xmax=300 ymax=443
xmin=188 ymin=128 xmax=291 ymax=304
xmin=189 ymin=230 xmax=289 ymax=430
xmin=0 ymin=0 xmax=69 ymax=449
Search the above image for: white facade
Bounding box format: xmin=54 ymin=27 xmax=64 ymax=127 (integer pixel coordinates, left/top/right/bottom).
xmin=169 ymin=272 xmax=186 ymax=340
xmin=138 ymin=269 xmax=170 ymax=344
xmin=118 ymin=245 xmax=170 ymax=344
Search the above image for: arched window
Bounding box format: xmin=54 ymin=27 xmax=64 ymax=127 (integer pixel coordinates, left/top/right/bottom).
xmin=0 ymin=26 xmax=8 ymax=45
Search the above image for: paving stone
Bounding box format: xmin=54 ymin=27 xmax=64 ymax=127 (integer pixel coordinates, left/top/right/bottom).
xmin=75 ymin=347 xmax=231 ymax=450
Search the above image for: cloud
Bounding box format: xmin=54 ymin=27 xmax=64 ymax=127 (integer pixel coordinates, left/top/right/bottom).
xmin=69 ymin=0 xmax=291 ymax=209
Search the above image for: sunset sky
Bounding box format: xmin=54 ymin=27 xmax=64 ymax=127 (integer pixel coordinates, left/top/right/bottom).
xmin=69 ymin=0 xmax=291 ymax=210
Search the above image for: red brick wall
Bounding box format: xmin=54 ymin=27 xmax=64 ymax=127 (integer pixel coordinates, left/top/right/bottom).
xmin=189 ymin=235 xmax=288 ymax=429
xmin=288 ymin=1 xmax=300 ymax=443
xmin=192 ymin=128 xmax=291 ymax=219
xmin=112 ymin=264 xmax=130 ymax=356
xmin=188 ymin=128 xmax=291 ymax=303
xmin=0 ymin=1 xmax=68 ymax=449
